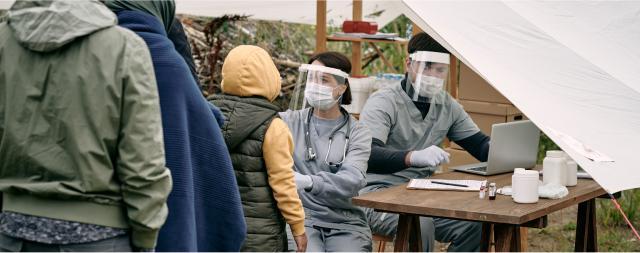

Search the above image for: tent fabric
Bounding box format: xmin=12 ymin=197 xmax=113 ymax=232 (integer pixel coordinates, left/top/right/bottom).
xmin=400 ymin=0 xmax=640 ymax=193
xmin=174 ymin=0 xmax=402 ymax=27
xmin=0 ymin=0 xmax=403 ymax=26
xmin=0 ymin=2 xmax=12 ymax=10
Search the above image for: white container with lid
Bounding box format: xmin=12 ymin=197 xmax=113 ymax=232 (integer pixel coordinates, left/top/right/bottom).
xmin=512 ymin=169 xmax=539 ymax=204
xmin=511 ymin=168 xmax=525 ymax=198
xmin=543 ymin=150 xmax=567 ymax=186
xmin=564 ymin=154 xmax=578 ymax=186
xmin=344 ymin=77 xmax=374 ymax=114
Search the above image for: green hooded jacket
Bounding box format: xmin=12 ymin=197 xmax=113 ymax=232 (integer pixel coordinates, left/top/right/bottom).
xmin=0 ymin=0 xmax=172 ymax=249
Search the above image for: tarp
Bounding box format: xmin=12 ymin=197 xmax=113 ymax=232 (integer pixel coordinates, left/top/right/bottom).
xmin=401 ymin=0 xmax=640 ymax=193
xmin=175 ymin=0 xmax=402 ymax=27
xmin=0 ymin=0 xmax=402 ymax=27
xmin=0 ymin=1 xmax=11 ymax=10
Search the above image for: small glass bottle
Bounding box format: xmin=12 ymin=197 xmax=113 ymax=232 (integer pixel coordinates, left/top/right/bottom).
xmin=479 ymin=181 xmax=487 ymax=199
xmin=488 ymin=183 xmax=497 ymax=200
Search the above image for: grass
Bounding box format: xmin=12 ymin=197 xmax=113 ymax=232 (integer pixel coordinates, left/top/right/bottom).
xmin=599 ymin=190 xmax=640 ymax=227
xmin=527 ymin=198 xmax=640 ymax=252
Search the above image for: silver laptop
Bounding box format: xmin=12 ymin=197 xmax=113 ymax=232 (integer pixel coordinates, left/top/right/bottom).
xmin=453 ymin=120 xmax=540 ymax=175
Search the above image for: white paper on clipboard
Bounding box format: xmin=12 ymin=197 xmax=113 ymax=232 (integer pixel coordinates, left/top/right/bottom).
xmin=407 ymin=179 xmax=485 ymax=191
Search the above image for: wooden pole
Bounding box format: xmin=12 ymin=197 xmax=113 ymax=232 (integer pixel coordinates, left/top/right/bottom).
xmin=412 ymin=21 xmax=423 ymax=35
xmin=351 ymin=0 xmax=363 ymax=76
xmin=449 ymin=54 xmax=458 ymax=99
xmin=316 ymin=0 xmax=327 ymax=53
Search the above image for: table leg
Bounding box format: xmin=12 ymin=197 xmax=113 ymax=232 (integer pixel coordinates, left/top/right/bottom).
xmin=481 ymin=223 xmax=492 ymax=252
xmin=494 ymin=224 xmax=525 ymax=252
xmin=519 ymin=227 xmax=528 ymax=252
xmin=408 ymin=215 xmax=423 ymax=252
xmin=575 ymin=199 xmax=598 ymax=252
xmin=394 ymin=214 xmax=411 ymax=252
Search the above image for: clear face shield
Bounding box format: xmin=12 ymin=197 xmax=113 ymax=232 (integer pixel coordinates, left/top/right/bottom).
xmin=289 ymin=64 xmax=349 ymax=111
xmin=290 ymin=64 xmax=351 ymax=170
xmin=406 ymin=51 xmax=450 ymax=103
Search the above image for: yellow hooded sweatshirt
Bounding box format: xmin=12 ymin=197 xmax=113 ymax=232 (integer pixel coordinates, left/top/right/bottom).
xmin=221 ymin=45 xmax=305 ymax=236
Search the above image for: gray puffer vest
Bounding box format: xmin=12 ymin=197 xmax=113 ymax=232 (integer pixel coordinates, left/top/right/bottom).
xmin=209 ymin=94 xmax=286 ymax=251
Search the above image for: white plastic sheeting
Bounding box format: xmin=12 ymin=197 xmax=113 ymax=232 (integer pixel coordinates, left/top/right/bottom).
xmin=175 ymin=0 xmax=402 ymax=26
xmin=401 ymin=0 xmax=640 ymax=193
xmin=1 ymin=0 xmax=402 ymax=27
xmin=0 ymin=1 xmax=12 ymax=10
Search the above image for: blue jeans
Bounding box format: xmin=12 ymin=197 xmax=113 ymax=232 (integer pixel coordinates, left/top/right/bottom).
xmin=0 ymin=234 xmax=132 ymax=252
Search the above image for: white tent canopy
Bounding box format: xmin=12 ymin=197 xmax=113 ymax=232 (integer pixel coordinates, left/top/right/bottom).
xmin=175 ymin=0 xmax=402 ymax=27
xmin=0 ymin=1 xmax=11 ymax=9
xmin=0 ymin=0 xmax=402 ymax=26
xmin=401 ymin=0 xmax=640 ymax=193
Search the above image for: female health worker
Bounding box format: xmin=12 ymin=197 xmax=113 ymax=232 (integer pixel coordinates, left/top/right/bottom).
xmin=280 ymin=52 xmax=372 ymax=252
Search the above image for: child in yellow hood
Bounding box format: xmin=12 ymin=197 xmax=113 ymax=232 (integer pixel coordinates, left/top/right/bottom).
xmin=209 ymin=45 xmax=307 ymax=252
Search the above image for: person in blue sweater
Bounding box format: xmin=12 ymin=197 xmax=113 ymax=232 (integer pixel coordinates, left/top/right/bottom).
xmin=104 ymin=1 xmax=246 ymax=251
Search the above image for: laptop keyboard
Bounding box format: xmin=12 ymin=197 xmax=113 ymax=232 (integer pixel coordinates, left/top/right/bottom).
xmin=469 ymin=166 xmax=488 ymax=172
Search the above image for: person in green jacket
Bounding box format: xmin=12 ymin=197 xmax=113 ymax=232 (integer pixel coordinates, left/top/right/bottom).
xmin=0 ymin=0 xmax=172 ymax=251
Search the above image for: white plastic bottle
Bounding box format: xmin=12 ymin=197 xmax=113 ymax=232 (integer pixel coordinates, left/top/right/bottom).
xmin=511 ymin=168 xmax=526 ymax=199
xmin=543 ymin=150 xmax=567 ymax=186
xmin=512 ymin=169 xmax=540 ymax=204
xmin=564 ymin=154 xmax=578 ymax=186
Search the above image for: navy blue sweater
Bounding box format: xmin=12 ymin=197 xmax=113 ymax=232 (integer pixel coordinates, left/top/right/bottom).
xmin=116 ymin=11 xmax=246 ymax=252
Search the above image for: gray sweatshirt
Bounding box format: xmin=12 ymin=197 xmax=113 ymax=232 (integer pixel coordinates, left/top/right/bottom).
xmin=279 ymin=108 xmax=371 ymax=232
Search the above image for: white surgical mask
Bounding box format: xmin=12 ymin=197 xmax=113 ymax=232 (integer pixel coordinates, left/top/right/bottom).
xmin=414 ymin=74 xmax=444 ymax=97
xmin=304 ymin=82 xmax=339 ymax=110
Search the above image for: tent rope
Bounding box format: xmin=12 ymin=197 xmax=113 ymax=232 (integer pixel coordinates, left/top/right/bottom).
xmin=609 ymin=193 xmax=640 ymax=241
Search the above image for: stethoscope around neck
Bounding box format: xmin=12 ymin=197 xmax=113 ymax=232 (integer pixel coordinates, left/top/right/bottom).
xmin=304 ymin=107 xmax=351 ymax=168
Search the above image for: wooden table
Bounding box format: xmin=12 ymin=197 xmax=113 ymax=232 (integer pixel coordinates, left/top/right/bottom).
xmin=352 ymin=171 xmax=606 ymax=252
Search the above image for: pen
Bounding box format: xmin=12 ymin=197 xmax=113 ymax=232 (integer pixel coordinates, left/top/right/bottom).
xmin=430 ymin=180 xmax=468 ymax=188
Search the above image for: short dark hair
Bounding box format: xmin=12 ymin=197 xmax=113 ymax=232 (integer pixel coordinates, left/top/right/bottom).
xmin=308 ymin=51 xmax=352 ymax=105
xmin=408 ymin=32 xmax=450 ymax=55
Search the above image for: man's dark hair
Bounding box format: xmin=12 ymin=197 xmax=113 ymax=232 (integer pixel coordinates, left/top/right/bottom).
xmin=308 ymin=51 xmax=352 ymax=105
xmin=408 ymin=32 xmax=450 ymax=54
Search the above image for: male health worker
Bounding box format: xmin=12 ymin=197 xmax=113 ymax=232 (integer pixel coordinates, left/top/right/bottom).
xmin=359 ymin=32 xmax=491 ymax=252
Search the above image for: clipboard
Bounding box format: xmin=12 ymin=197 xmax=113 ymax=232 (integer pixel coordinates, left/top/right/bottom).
xmin=407 ymin=179 xmax=486 ymax=191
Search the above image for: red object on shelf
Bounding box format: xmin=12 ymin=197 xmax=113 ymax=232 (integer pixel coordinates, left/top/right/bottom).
xmin=342 ymin=20 xmax=378 ymax=34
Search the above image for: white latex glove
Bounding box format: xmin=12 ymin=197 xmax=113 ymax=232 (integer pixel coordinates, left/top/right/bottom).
xmin=539 ymin=183 xmax=569 ymax=199
xmin=409 ymin=145 xmax=450 ymax=167
xmin=294 ymin=172 xmax=313 ymax=191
